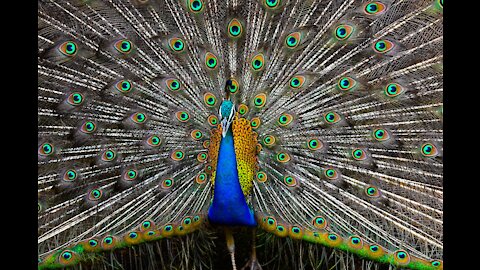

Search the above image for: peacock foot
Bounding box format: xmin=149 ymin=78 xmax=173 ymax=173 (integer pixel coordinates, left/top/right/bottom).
xmin=240 ymin=257 xmax=263 ymax=270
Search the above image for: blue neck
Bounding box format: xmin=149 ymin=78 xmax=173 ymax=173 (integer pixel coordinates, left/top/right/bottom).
xmin=207 ymin=129 xmax=256 ymax=226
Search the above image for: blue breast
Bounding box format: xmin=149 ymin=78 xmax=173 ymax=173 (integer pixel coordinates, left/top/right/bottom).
xmin=207 ymin=129 xmax=257 ymax=226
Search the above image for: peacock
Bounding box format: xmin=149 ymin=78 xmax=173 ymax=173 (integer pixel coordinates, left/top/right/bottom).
xmin=37 ymin=0 xmax=443 ymax=269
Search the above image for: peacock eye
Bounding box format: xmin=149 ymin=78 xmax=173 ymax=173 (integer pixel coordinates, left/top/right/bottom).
xmin=166 ymin=79 xmax=181 ymax=91
xmin=124 ymin=169 xmax=138 ymax=181
xmin=130 ymin=112 xmax=147 ymax=124
xmin=266 ymin=217 xmax=276 ymax=226
xmin=337 ymin=76 xmax=357 ymax=91
xmin=265 ymin=0 xmax=280 ymax=8
xmin=88 ymin=239 xmax=98 ymax=247
xmin=324 ymin=112 xmax=341 ymax=124
xmin=102 ymin=149 xmax=116 ymax=161
xmin=373 ymin=39 xmax=394 ymax=54
xmin=256 ymin=171 xmax=267 ymax=182
xmin=373 ymin=128 xmax=390 ymax=141
xmin=203 ymin=92 xmax=217 ymax=107
xmin=103 ymin=236 xmax=113 ymax=245
xmin=59 ymin=41 xmax=78 ymax=56
xmin=307 ymin=138 xmax=323 ymax=151
xmin=228 ymin=19 xmax=243 ymax=38
xmin=39 ymin=143 xmax=54 ymax=156
xmin=350 ymin=236 xmax=363 ymax=247
xmin=187 ymin=0 xmax=204 ymax=13
xmin=253 ymin=93 xmax=267 ymax=108
xmin=64 ymin=169 xmax=77 ymax=181
xmin=431 ymin=260 xmax=442 ymax=267
xmin=394 ymin=250 xmax=411 ymax=264
xmin=228 ymin=78 xmax=239 ymax=94
xmin=114 ymin=39 xmax=133 ymax=54
xmin=171 ymin=150 xmax=185 ymax=161
xmin=81 ymin=121 xmax=97 ymax=133
xmin=191 ymin=129 xmax=203 ymax=140
xmin=142 ymin=221 xmax=152 ymax=229
xmin=370 ymin=245 xmax=379 ymax=252
xmin=176 ymin=111 xmax=190 ymax=122
xmin=364 ymin=2 xmax=386 ymax=15
xmin=328 ymin=234 xmax=338 ymax=241
xmin=352 ymin=148 xmax=367 ymax=161
xmin=421 ymin=143 xmax=438 ymax=157
xmin=67 ymin=93 xmax=84 ymax=106
xmin=251 ymin=53 xmax=265 ymax=71
xmin=88 ymin=189 xmax=103 ymax=201
xmin=128 ymin=232 xmax=138 ymax=239
xmin=384 ymin=83 xmax=404 ymax=97
xmin=207 ymin=115 xmax=218 ymax=126
xmin=205 ymin=52 xmax=218 ymax=69
xmin=161 ymin=178 xmax=174 ymax=189
xmin=238 ymin=104 xmax=248 ymax=115
xmin=168 ymin=38 xmax=185 ymax=52
xmin=183 ymin=217 xmax=192 ymax=225
xmin=263 ymin=135 xmax=276 ymax=146
xmin=197 ymin=152 xmax=208 ymax=162
xmin=147 ymin=135 xmax=161 ymax=147
xmin=365 ymin=186 xmax=380 ymax=197
xmin=285 ymin=32 xmax=300 ymax=48
xmin=289 ymin=75 xmax=306 ymax=89
xmin=59 ymin=250 xmax=73 ymax=263
xmin=334 ymin=24 xmax=354 ymax=41
xmin=115 ymin=80 xmax=132 ymax=93
xmin=312 ymin=216 xmax=327 ymax=229
xmin=324 ymin=168 xmax=338 ymax=180
xmin=196 ymin=172 xmax=207 ymax=184
xmin=250 ymin=117 xmax=261 ymax=129
xmin=278 ymin=113 xmax=293 ymax=126
xmin=284 ymin=176 xmax=297 ymax=187
xmin=276 ymin=152 xmax=291 ymax=163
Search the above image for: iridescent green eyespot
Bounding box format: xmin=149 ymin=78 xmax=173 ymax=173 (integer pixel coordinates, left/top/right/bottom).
xmin=265 ymin=0 xmax=280 ymax=8
xmin=59 ymin=41 xmax=78 ymax=56
xmin=324 ymin=112 xmax=340 ymax=124
xmin=114 ymin=39 xmax=133 ymax=54
xmin=203 ymin=92 xmax=217 ymax=107
xmin=89 ymin=189 xmax=102 ymax=201
xmin=364 ymin=2 xmax=386 ymax=15
xmin=67 ymin=92 xmax=84 ymax=106
xmin=187 ymin=0 xmax=204 ymax=13
xmin=162 ymin=178 xmax=174 ymax=189
xmin=276 ymin=152 xmax=290 ymax=163
xmin=81 ymin=121 xmax=96 ymax=133
xmin=337 ymin=76 xmax=357 ymax=91
xmin=169 ymin=38 xmax=185 ymax=52
xmin=421 ymin=143 xmax=438 ymax=157
xmin=285 ymin=32 xmax=300 ymax=48
xmin=39 ymin=143 xmax=54 ymax=156
xmin=171 ymin=150 xmax=184 ymax=161
xmin=251 ymin=53 xmax=265 ymax=71
xmin=102 ymin=149 xmax=116 ymax=161
xmin=334 ymin=24 xmax=354 ymax=41
xmin=374 ymin=39 xmax=394 ymax=53
xmin=131 ymin=112 xmax=147 ymax=124
xmin=228 ymin=19 xmax=243 ymax=38
xmin=64 ymin=169 xmax=77 ymax=181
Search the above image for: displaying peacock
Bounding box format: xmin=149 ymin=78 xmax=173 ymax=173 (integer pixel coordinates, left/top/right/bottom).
xmin=37 ymin=0 xmax=443 ymax=269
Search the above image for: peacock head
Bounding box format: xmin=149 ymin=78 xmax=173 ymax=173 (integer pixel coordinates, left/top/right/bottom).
xmin=219 ymin=99 xmax=235 ymax=138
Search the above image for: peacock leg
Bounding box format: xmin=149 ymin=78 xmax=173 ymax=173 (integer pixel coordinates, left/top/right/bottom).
xmin=240 ymin=228 xmax=262 ymax=270
xmin=225 ymin=228 xmax=237 ymax=270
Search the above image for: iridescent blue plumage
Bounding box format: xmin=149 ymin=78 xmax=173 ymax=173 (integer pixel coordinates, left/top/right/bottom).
xmin=207 ymin=128 xmax=256 ymax=226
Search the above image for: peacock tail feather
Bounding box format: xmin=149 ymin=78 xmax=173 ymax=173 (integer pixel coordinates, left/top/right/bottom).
xmin=38 ymin=0 xmax=443 ymax=269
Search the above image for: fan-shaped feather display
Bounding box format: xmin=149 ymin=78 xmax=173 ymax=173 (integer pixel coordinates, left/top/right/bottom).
xmin=38 ymin=0 xmax=443 ymax=269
